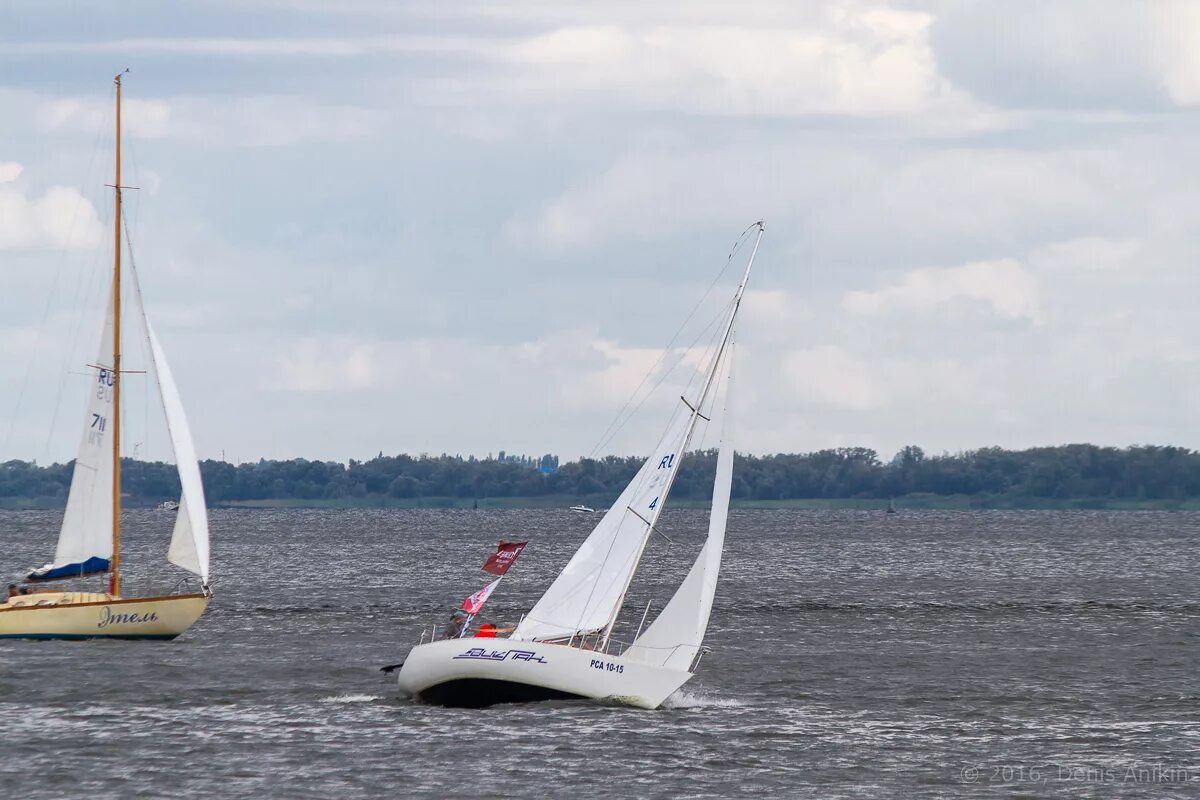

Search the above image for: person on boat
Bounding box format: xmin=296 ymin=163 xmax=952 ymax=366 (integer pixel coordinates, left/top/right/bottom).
xmin=444 ymin=610 xmax=468 ymax=640
xmin=5 ymin=584 xmax=23 ymax=601
xmin=475 ymin=623 xmax=514 ymax=638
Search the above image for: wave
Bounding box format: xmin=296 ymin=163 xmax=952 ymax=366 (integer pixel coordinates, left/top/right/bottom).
xmin=715 ymin=599 xmax=1200 ymax=614
xmin=662 ymin=690 xmax=749 ymax=710
xmin=319 ymin=694 xmax=383 ymax=704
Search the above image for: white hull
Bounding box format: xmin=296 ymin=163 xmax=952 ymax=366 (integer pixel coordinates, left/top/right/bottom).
xmin=0 ymin=592 xmax=210 ymax=640
xmin=397 ymin=637 xmax=693 ymax=709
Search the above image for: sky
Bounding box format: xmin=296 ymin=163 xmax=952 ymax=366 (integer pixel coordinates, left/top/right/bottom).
xmin=1 ymin=0 xmax=1198 ymax=465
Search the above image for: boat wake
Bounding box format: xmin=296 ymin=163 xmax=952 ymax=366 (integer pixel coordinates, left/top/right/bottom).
xmin=662 ymin=690 xmax=748 ymax=710
xmin=319 ymin=694 xmax=382 ymax=704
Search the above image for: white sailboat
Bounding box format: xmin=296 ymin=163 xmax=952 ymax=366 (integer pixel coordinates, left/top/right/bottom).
xmin=0 ymin=73 xmax=211 ymax=640
xmin=396 ymin=222 xmax=763 ymax=708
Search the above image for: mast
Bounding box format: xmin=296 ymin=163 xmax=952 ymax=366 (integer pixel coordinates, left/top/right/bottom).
xmin=599 ymin=221 xmax=763 ymax=648
xmin=109 ymin=71 xmax=124 ymax=597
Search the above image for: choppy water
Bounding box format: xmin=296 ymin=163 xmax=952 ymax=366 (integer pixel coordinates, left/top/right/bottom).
xmin=2 ymin=509 xmax=1199 ymax=798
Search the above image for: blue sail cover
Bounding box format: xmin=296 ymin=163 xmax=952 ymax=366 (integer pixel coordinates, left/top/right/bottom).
xmin=27 ymin=556 xmax=111 ymax=582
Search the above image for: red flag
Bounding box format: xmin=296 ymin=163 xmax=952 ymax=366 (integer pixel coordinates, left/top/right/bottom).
xmin=481 ymin=541 xmax=527 ymax=576
xmin=461 ymin=578 xmax=502 ymax=614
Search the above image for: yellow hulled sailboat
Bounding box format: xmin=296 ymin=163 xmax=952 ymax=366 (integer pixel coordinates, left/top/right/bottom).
xmin=0 ymin=73 xmax=211 ymax=640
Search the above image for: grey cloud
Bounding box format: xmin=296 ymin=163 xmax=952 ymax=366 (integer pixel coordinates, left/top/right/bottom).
xmin=930 ymin=0 xmax=1173 ymax=111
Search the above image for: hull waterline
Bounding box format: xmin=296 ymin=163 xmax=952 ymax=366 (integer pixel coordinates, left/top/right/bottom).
xmin=0 ymin=592 xmax=210 ymax=640
xmin=397 ymin=638 xmax=692 ymax=709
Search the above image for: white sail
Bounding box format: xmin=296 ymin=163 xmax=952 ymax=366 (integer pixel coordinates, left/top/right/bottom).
xmin=52 ymin=287 xmax=116 ymax=571
xmin=145 ymin=316 xmax=210 ymax=585
xmin=512 ymin=404 xmax=696 ymax=641
xmin=514 ymin=223 xmax=763 ymax=645
xmin=624 ymin=336 xmax=736 ymax=669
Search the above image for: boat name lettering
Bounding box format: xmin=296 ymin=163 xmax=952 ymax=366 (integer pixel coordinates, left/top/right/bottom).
xmin=453 ymin=647 xmax=547 ymax=664
xmin=96 ymin=606 xmax=159 ymax=629
xmin=657 ymin=453 xmax=675 ymax=470
xmin=589 ymin=658 xmax=624 ymax=674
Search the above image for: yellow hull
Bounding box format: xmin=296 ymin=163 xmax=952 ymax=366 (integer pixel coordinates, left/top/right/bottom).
xmin=0 ymin=591 xmax=210 ymax=640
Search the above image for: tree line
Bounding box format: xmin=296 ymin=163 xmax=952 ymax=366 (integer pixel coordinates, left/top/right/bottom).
xmin=1 ymin=444 xmax=1199 ymax=504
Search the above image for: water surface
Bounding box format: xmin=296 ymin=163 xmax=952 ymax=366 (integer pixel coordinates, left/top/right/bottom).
xmin=2 ymin=509 xmax=1198 ymax=798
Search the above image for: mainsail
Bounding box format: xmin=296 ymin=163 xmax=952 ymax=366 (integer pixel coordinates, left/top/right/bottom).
xmin=512 ymin=405 xmax=696 ymax=641
xmin=30 ymin=289 xmax=117 ymax=580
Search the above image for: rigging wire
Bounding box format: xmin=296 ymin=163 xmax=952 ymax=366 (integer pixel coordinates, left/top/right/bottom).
xmin=589 ymin=295 xmax=733 ymax=460
xmin=43 ymin=96 xmax=115 ymax=464
xmin=43 ymin=241 xmax=109 ymax=462
xmin=2 ymin=104 xmax=109 ymax=461
xmin=585 ymin=223 xmax=759 ymax=460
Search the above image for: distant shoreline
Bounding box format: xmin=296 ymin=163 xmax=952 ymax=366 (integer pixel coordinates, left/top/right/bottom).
xmin=2 ymin=494 xmax=1198 ymax=512
xmin=4 ymin=444 xmax=1198 ymax=511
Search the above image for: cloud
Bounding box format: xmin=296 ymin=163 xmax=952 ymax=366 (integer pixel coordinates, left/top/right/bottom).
xmin=0 ymin=34 xmax=497 ymax=58
xmin=466 ymin=6 xmax=993 ymax=121
xmin=929 ymin=0 xmax=1200 ymax=112
xmin=1153 ymin=0 xmax=1200 ymax=106
xmin=740 ymin=289 xmax=812 ymax=346
xmin=4 ymin=0 xmax=1200 ymax=465
xmin=0 ymin=162 xmax=22 ymax=183
xmin=0 ymin=173 xmax=104 ymax=251
xmin=35 ymin=94 xmax=383 ymax=146
xmin=270 ymin=338 xmax=379 ymax=392
xmin=3 ymin=7 xmax=981 ymax=121
xmin=507 ymin=139 xmax=1115 ymax=259
xmin=930 ymin=1 xmax=1167 ymax=110
xmin=1028 ymin=237 xmax=1140 ymax=273
xmin=554 ymin=337 xmax=695 ymax=414
xmin=843 ymin=259 xmax=1041 ymax=322
xmin=780 ymin=344 xmax=883 ymax=411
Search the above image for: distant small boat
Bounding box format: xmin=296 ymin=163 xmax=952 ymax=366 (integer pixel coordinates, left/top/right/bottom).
xmin=568 ymin=505 xmax=596 ymax=514
xmin=886 ymin=498 xmax=897 ymax=514
xmin=158 ymin=500 xmax=180 ymax=512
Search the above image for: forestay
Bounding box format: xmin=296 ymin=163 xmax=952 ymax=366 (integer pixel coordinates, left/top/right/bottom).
xmin=624 ymin=335 xmax=736 ymax=669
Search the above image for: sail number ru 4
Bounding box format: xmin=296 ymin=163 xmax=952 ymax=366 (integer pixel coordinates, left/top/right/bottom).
xmin=97 ymin=606 xmax=159 ymax=629
xmin=647 ymin=452 xmax=677 ymax=511
xmin=590 ymin=658 xmax=624 ymax=674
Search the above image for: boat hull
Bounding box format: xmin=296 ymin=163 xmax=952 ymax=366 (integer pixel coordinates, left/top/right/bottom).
xmin=396 ymin=637 xmax=693 ymax=709
xmin=0 ymin=592 xmax=210 ymax=640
